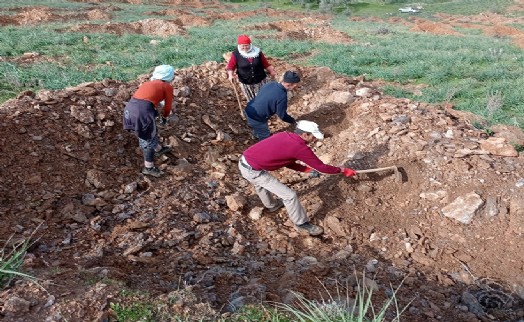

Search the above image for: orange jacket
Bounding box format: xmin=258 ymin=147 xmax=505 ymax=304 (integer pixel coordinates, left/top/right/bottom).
xmin=133 ymin=80 xmax=174 ymax=117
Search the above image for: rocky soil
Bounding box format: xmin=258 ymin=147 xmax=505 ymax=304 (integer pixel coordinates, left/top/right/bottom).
xmin=1 ymin=59 xmax=524 ymax=322
xmin=1 ymin=2 xmax=524 ymax=322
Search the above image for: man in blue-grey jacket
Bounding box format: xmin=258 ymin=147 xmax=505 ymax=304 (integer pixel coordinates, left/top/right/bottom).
xmin=244 ymin=71 xmax=300 ymax=140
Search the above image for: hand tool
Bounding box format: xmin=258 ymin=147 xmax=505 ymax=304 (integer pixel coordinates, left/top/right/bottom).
xmin=355 ymin=166 xmax=402 ymax=183
xmin=231 ymin=79 xmax=246 ymax=120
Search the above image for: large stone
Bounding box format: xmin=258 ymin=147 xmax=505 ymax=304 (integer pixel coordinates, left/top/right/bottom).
xmin=491 ymin=124 xmax=524 ymax=146
xmin=479 ymin=137 xmax=518 ymax=157
xmin=441 ymin=192 xmax=484 ymax=224
xmin=324 ymin=216 xmax=347 ymax=236
xmin=330 ymin=91 xmax=354 ymax=104
xmin=248 ymin=207 xmax=263 ymax=220
xmin=507 ymin=195 xmax=524 ymax=234
xmin=86 ymin=169 xmax=107 ymax=189
xmin=70 ymin=105 xmax=95 ymax=123
xmin=329 ymin=78 xmax=351 ymax=90
xmin=225 ymin=193 xmax=247 ymax=211
xmin=411 ymin=252 xmax=436 ymax=266
xmin=75 ymin=124 xmax=92 ymax=138
xmin=355 ymin=87 xmax=371 ymax=97
xmin=3 ymin=296 xmax=30 ymax=315
xmin=484 ymin=196 xmax=499 ymax=217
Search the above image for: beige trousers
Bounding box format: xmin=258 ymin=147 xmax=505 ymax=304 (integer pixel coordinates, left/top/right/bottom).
xmin=238 ymin=159 xmax=308 ymax=225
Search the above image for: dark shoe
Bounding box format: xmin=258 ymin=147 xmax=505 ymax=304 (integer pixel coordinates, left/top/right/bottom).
xmin=155 ymin=146 xmax=171 ymax=157
xmin=141 ymin=166 xmax=163 ymax=177
xmin=296 ymin=222 xmax=324 ymax=236
xmin=266 ymin=199 xmax=284 ymax=213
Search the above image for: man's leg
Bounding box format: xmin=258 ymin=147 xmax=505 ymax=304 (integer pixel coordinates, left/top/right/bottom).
xmin=139 ymin=136 xmax=162 ymax=177
xmin=246 ymin=116 xmax=271 ymax=141
xmin=239 ymin=164 xmax=307 ymax=225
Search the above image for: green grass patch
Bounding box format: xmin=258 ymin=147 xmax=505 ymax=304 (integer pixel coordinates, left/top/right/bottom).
xmin=225 ymin=305 xmax=293 ymax=321
xmin=111 ymin=302 xmax=155 ymax=322
xmin=347 ymin=3 xmax=404 ymax=17
xmin=514 ymin=144 xmax=524 ymax=152
xmin=382 ymin=85 xmax=416 ymax=100
xmin=312 ymin=20 xmax=524 ymax=128
xmin=1 ymin=0 xmax=523 ymax=129
xmin=0 ymin=0 xmax=88 ymax=10
xmin=275 ymin=274 xmax=408 ymax=322
xmin=425 ymin=0 xmax=515 ymax=15
xmin=0 ymin=237 xmax=34 ymax=288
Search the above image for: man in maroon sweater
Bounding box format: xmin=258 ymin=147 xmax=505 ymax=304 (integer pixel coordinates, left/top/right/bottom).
xmin=239 ymin=120 xmax=357 ymax=236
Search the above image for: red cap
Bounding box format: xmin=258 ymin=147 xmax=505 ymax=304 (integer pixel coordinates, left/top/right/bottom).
xmin=237 ymin=35 xmax=251 ymax=45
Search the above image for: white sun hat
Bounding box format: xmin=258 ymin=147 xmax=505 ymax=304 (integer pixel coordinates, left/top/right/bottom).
xmin=296 ymin=120 xmax=324 ymax=140
xmin=151 ymin=65 xmax=175 ymax=82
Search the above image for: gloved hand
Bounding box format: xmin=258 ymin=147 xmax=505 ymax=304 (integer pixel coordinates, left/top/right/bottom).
xmin=304 ymin=167 xmax=320 ymax=178
xmin=159 ymin=117 xmax=168 ymax=126
xmin=341 ymin=167 xmax=357 ymax=177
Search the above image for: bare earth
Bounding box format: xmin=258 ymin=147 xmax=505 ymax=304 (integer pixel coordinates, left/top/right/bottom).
xmin=1 ymin=3 xmax=524 ymax=322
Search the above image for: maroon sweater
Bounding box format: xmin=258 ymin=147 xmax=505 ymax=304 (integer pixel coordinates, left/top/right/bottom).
xmin=243 ymin=132 xmax=341 ymax=174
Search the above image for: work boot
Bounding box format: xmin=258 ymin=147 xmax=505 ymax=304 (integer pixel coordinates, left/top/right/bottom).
xmin=141 ymin=166 xmax=163 ymax=177
xmin=155 ymin=146 xmax=171 ymax=157
xmin=266 ymin=199 xmax=284 ymax=213
xmin=295 ymin=222 xmax=324 ymax=236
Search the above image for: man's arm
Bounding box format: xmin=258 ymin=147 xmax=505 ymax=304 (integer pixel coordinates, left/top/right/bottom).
xmin=162 ymin=83 xmax=174 ymax=118
xmin=276 ymin=98 xmax=295 ymax=124
xmin=292 ymin=146 xmax=341 ymax=174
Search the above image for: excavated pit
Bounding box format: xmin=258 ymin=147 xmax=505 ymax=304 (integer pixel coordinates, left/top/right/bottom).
xmin=1 ymin=60 xmax=524 ymax=321
xmin=1 ymin=2 xmax=524 ymax=321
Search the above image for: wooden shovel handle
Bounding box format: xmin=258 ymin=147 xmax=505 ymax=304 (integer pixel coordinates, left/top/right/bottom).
xmin=231 ymin=80 xmax=246 ymax=120
xmin=355 ymin=166 xmax=398 ymax=174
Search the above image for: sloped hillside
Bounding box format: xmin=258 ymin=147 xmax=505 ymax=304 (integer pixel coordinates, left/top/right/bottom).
xmin=1 ymin=60 xmax=523 ymax=321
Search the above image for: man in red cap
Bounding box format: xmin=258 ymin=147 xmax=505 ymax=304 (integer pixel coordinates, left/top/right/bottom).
xmin=227 ymin=34 xmax=276 ymax=102
xmin=239 ymin=120 xmax=357 ymax=236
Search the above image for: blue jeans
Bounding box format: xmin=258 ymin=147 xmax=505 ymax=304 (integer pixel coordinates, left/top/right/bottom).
xmin=246 ymin=115 xmax=270 ymax=141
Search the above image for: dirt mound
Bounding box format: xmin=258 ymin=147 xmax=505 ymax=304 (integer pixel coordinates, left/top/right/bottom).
xmin=86 ymin=9 xmax=112 ymax=20
xmin=252 ymin=18 xmax=352 ymax=44
xmin=150 ymin=9 xmax=212 ymax=26
xmin=410 ymin=18 xmax=463 ymax=36
xmin=1 ymin=60 xmax=523 ymax=321
xmin=68 ymin=0 xmax=142 ymax=3
xmin=165 ymin=0 xmax=224 ymax=8
xmin=208 ymin=8 xmax=309 ymax=21
xmin=437 ymin=12 xmax=524 ymax=25
xmin=68 ymin=18 xmax=187 ymax=37
xmin=0 ymin=52 xmax=67 ymax=67
xmin=0 ymin=7 xmax=65 ymax=25
xmin=0 ymin=6 xmax=114 ymax=26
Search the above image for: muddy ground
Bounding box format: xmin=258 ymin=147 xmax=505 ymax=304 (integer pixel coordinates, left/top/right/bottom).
xmin=1 ymin=2 xmax=524 ymax=322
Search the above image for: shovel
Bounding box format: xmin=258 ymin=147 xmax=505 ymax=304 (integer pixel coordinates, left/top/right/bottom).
xmin=231 ymin=79 xmax=246 ymax=120
xmin=355 ymin=166 xmax=402 ymax=183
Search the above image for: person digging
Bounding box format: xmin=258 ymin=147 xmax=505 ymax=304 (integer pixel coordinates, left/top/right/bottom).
xmin=123 ymin=65 xmax=176 ymax=177
xmin=244 ymin=70 xmax=300 ymax=141
xmin=238 ymin=120 xmax=357 ymax=236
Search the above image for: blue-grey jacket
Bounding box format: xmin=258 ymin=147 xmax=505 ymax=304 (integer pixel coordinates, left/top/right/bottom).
xmin=245 ymin=82 xmax=295 ymax=124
